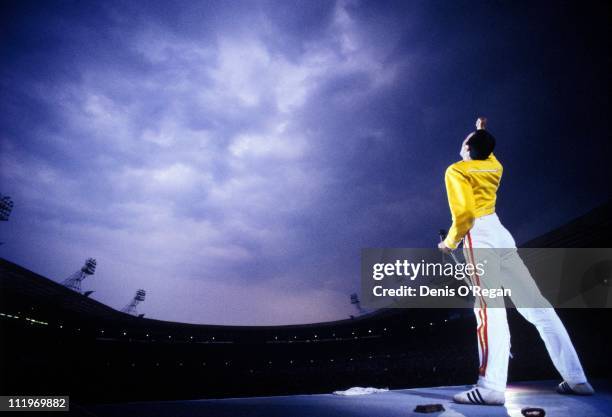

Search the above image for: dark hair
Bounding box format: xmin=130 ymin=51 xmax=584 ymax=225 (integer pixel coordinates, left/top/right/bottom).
xmin=467 ymin=130 xmax=496 ymax=160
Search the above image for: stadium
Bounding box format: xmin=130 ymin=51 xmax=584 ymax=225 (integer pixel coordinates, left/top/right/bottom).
xmin=1 ymin=203 xmax=611 ymax=416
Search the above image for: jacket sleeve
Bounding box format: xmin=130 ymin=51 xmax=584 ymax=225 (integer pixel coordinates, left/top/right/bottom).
xmin=443 ymin=164 xmax=476 ymax=249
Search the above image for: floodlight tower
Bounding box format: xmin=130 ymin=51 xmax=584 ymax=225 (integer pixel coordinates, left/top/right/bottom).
xmin=122 ymin=289 xmax=146 ymax=316
xmin=0 ymin=195 xmax=14 ymax=221
xmin=62 ymin=258 xmax=97 ymax=293
xmin=350 ymin=293 xmax=364 ymax=314
xmin=0 ymin=195 xmax=14 ymax=245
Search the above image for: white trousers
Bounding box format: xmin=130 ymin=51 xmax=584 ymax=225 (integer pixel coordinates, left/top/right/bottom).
xmin=462 ymin=213 xmax=587 ymax=392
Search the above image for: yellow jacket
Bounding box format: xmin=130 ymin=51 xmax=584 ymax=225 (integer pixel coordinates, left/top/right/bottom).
xmin=444 ymin=153 xmax=503 ymax=249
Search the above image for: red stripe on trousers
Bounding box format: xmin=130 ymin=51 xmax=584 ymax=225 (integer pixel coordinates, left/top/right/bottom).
xmin=467 ymin=232 xmax=488 ymax=377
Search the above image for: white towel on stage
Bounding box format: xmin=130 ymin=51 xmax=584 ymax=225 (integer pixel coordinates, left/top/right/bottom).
xmin=332 ymin=387 xmax=388 ymax=396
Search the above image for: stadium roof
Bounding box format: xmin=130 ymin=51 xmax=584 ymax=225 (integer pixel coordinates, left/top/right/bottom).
xmin=0 ymin=257 xmax=400 ymax=333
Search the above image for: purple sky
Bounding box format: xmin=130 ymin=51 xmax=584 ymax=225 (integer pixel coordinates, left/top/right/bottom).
xmin=1 ymin=1 xmax=609 ymax=325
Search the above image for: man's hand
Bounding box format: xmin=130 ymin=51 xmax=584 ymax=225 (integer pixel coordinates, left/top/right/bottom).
xmin=476 ymin=117 xmax=487 ymax=130
xmin=438 ymin=240 xmax=453 ymax=254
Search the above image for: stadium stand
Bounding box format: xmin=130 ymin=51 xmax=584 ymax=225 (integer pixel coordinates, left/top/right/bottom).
xmin=0 ymin=202 xmax=610 ymax=404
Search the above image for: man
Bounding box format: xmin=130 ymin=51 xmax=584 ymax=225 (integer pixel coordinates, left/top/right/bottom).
xmin=437 ymin=117 xmax=594 ymax=405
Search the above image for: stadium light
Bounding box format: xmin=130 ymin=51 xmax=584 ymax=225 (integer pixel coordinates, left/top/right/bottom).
xmin=350 ymin=293 xmax=364 ymax=315
xmin=122 ymin=289 xmax=146 ymax=316
xmin=0 ymin=195 xmax=14 ymax=221
xmin=62 ymin=258 xmax=97 ymax=293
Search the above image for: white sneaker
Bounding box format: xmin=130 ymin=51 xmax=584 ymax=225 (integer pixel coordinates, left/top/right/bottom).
xmin=557 ymin=381 xmax=595 ymax=395
xmin=453 ymin=386 xmax=505 ymax=405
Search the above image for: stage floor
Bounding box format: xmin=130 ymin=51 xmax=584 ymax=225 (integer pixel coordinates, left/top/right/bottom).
xmin=83 ymin=380 xmax=612 ymax=417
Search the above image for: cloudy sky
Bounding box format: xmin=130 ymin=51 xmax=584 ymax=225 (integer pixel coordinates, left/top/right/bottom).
xmin=1 ymin=0 xmax=609 ymax=325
